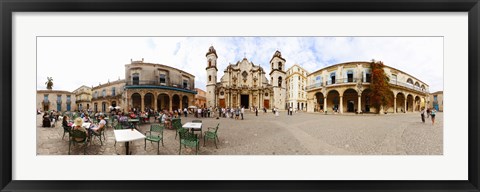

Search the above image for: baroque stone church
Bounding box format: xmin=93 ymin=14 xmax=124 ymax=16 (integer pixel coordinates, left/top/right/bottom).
xmin=206 ymin=46 xmax=286 ymax=109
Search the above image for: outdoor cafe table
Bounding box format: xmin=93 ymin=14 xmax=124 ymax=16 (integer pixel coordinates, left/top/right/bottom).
xmin=113 ymin=129 xmax=146 ymax=155
xmin=182 ymin=122 xmax=202 ymax=136
xmin=128 ymin=118 xmax=140 ymax=128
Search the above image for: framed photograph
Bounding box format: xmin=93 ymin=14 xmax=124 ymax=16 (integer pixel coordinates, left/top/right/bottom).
xmin=1 ymin=0 xmax=479 ymax=191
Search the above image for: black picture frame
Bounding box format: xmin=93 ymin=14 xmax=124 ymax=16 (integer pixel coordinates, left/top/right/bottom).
xmin=1 ymin=0 xmax=479 ymax=191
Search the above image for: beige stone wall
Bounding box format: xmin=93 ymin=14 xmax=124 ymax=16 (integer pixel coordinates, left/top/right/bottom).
xmin=91 ymin=80 xmax=126 ymax=112
xmin=195 ymin=88 xmax=206 ymax=107
xmin=37 ymin=90 xmax=76 ymax=112
xmin=306 ymin=61 xmax=430 ymax=114
xmin=429 ymin=91 xmax=443 ymax=111
xmin=73 ymin=85 xmax=92 ymax=111
xmin=125 ymin=59 xmax=195 ymax=90
xmin=286 ymin=64 xmax=309 ymax=110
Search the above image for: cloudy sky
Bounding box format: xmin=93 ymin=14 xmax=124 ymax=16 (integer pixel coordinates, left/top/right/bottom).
xmin=37 ymin=37 xmax=443 ymax=92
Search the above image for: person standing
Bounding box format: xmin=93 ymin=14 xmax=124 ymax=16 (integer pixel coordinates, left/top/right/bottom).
xmin=420 ymin=107 xmax=426 ymax=123
xmin=431 ymin=108 xmax=437 ymax=125
xmin=183 ymin=107 xmax=188 ymax=117
xmin=255 ymin=107 xmax=258 ymax=116
xmin=241 ymin=106 xmax=245 ymax=120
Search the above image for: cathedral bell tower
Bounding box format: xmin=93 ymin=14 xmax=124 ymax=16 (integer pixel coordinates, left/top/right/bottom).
xmin=269 ymin=50 xmax=287 ymax=110
xmin=206 ymin=46 xmax=218 ymax=108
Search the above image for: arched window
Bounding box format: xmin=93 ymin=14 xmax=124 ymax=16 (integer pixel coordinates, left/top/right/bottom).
xmin=407 ymin=78 xmax=413 ymax=84
xmin=278 ymin=77 xmax=282 ymax=87
xmin=278 ymin=62 xmax=282 ymax=71
xmin=102 ymin=89 xmax=106 ymax=97
xmin=208 ymin=60 xmax=212 ymax=67
xmin=209 ymin=75 xmax=212 ymax=82
xmin=112 ymin=87 xmax=116 ymax=96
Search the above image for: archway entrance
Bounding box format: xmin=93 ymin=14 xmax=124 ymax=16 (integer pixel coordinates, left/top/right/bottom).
xmin=241 ymin=94 xmax=249 ymax=108
xmin=182 ymin=96 xmax=189 ymax=109
xmin=132 ymin=93 xmax=141 ymax=110
xmin=396 ymin=93 xmax=406 ymax=113
xmin=315 ymin=92 xmax=324 ymax=112
xmin=327 ymin=90 xmax=340 ymax=112
xmin=343 ymin=89 xmax=358 ymax=113
xmin=347 ymin=101 xmax=355 ymax=112
xmin=144 ymin=93 xmax=154 ymax=111
xmin=415 ymin=96 xmax=421 ymax=111
xmin=172 ymin=94 xmax=180 ymax=111
xmin=361 ymin=89 xmax=372 ymax=113
xmin=407 ymin=94 xmax=414 ymax=112
xmin=157 ymin=93 xmax=170 ymax=111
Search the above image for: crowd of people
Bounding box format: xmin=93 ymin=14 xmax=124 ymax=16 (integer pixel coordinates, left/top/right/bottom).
xmin=420 ymin=107 xmax=437 ymax=125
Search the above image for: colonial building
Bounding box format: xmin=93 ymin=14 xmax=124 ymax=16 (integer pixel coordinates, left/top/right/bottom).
xmin=73 ymin=85 xmax=92 ymax=112
xmin=91 ymin=79 xmax=125 ymax=113
xmin=194 ymin=88 xmax=206 ymax=108
xmin=124 ymin=58 xmax=196 ymax=112
xmin=36 ymin=90 xmax=76 ymax=112
xmin=306 ymin=61 xmax=430 ymax=114
xmin=429 ymin=91 xmax=443 ymax=111
xmin=286 ymin=64 xmax=309 ymax=111
xmin=206 ymin=46 xmax=284 ymax=109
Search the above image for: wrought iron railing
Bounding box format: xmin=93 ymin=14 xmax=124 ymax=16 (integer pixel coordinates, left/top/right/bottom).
xmin=389 ymin=81 xmax=428 ymax=93
xmin=125 ymin=80 xmax=193 ymax=90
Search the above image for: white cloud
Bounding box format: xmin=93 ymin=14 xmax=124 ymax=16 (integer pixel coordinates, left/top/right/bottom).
xmin=37 ymin=37 xmax=443 ymax=93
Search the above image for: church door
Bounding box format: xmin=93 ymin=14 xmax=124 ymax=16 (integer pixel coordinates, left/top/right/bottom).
xmin=263 ymin=100 xmax=270 ymax=109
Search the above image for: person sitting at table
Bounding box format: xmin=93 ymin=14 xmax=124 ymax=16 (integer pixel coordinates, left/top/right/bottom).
xmin=72 ymin=117 xmax=88 ymax=141
xmin=42 ymin=112 xmax=51 ymax=127
xmin=129 ymin=112 xmax=136 ymax=119
xmin=90 ymin=115 xmax=106 ymax=133
xmin=164 ymin=113 xmax=172 ymax=129
xmin=83 ymin=114 xmax=91 ymax=123
xmin=62 ymin=115 xmax=72 ymax=128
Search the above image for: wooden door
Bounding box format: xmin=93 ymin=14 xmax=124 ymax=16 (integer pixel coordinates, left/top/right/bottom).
xmin=219 ymin=99 xmax=226 ymax=108
xmin=263 ymin=100 xmax=269 ymax=109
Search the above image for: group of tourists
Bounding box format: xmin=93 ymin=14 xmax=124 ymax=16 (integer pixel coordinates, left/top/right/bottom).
xmin=218 ymin=106 xmax=245 ymax=120
xmin=420 ymin=107 xmax=437 ymax=125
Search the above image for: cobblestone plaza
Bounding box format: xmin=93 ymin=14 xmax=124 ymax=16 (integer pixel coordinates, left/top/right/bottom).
xmin=37 ymin=111 xmax=443 ymax=155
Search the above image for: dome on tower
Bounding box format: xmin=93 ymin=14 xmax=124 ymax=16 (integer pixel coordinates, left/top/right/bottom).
xmin=206 ymin=46 xmax=218 ymax=57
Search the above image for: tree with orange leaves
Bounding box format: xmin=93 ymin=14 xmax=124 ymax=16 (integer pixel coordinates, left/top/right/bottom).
xmin=368 ymin=60 xmax=392 ymax=114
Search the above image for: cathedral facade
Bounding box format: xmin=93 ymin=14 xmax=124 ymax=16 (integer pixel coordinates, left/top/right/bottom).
xmin=206 ymin=46 xmax=286 ymax=109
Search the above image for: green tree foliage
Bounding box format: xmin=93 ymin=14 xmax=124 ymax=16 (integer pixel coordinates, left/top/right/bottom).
xmin=368 ymin=60 xmax=392 ymax=114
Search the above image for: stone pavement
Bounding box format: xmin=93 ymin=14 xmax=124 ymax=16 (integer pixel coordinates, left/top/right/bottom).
xmin=36 ymin=111 xmax=443 ymax=155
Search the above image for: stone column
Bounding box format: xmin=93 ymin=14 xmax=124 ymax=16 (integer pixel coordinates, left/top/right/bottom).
xmin=169 ymin=94 xmax=173 ymax=112
xmin=323 ymin=97 xmax=327 ymax=113
xmin=141 ymin=93 xmax=145 ymax=112
xmin=179 ymin=95 xmax=183 ymax=110
xmin=357 ymin=95 xmax=362 ymax=113
xmin=153 ymin=94 xmax=157 ymax=111
xmin=404 ymin=98 xmax=407 ymax=113
xmin=339 ymin=96 xmax=343 ymax=114
xmin=393 ymin=96 xmax=397 ymax=113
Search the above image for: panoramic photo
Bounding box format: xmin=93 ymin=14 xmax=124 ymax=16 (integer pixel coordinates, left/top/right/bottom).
xmin=36 ymin=37 xmax=443 ymax=155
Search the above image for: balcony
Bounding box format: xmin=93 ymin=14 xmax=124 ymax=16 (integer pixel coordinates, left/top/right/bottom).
xmin=125 ymin=80 xmax=196 ymax=93
xmin=76 ymin=99 xmax=91 ymax=103
xmin=389 ymin=81 xmax=429 ymax=93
